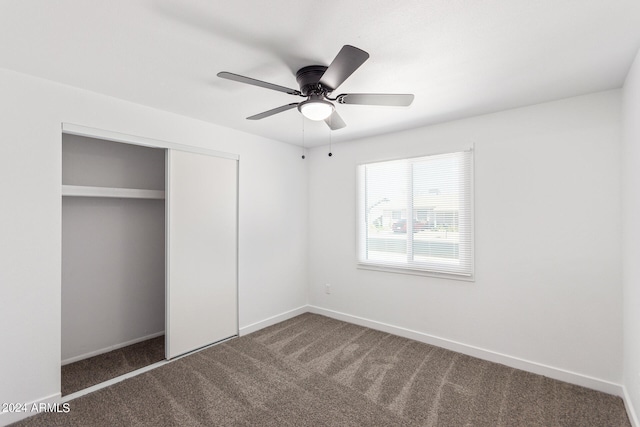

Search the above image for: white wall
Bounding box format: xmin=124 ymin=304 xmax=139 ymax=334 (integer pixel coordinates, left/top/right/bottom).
xmin=623 ymin=47 xmax=640 ymax=425
xmin=62 ymin=197 xmax=166 ymax=362
xmin=308 ymin=90 xmax=623 ymax=390
xmin=0 ymin=68 xmax=308 ymax=412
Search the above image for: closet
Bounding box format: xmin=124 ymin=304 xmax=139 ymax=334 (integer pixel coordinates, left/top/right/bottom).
xmin=61 ymin=124 xmax=238 ymax=394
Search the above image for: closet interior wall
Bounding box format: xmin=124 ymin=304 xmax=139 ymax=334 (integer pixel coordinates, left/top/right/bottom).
xmin=61 ymin=134 xmax=166 ymax=364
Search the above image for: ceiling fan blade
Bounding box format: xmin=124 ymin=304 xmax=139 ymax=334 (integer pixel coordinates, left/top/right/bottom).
xmin=337 ymin=93 xmax=415 ymax=106
xmin=324 ymin=110 xmax=346 ymax=130
xmin=247 ymin=103 xmax=299 ymax=120
xmin=218 ymin=72 xmax=301 ymax=96
xmin=319 ymin=45 xmax=370 ymax=91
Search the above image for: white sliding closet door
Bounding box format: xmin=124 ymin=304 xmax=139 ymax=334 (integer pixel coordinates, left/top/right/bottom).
xmin=166 ymin=149 xmax=238 ymax=359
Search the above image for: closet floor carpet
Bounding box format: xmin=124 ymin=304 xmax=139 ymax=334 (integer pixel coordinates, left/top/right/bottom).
xmin=61 ymin=336 xmax=165 ymax=396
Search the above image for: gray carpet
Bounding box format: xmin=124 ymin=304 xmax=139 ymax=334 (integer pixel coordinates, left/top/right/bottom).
xmin=14 ymin=314 xmax=630 ymax=426
xmin=61 ymin=336 xmax=165 ymax=396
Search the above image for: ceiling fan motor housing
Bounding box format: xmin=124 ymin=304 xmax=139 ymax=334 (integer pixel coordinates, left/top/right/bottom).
xmin=296 ymin=65 xmax=329 ymax=96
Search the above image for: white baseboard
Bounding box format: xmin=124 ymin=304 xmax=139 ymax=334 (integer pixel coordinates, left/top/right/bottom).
xmin=239 ymin=305 xmax=309 ymax=336
xmin=624 ymin=386 xmax=640 ymax=427
xmin=0 ymin=392 xmax=61 ymax=427
xmin=308 ymin=305 xmax=624 ymax=397
xmin=61 ymin=331 xmax=165 ymax=365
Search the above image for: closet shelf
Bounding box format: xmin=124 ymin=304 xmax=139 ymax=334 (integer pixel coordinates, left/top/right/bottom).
xmin=62 ymin=185 xmax=165 ymax=200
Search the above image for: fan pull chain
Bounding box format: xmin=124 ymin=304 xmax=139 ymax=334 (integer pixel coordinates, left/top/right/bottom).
xmin=328 ymin=115 xmax=333 ymax=157
xmin=301 ymin=116 xmax=306 ymax=159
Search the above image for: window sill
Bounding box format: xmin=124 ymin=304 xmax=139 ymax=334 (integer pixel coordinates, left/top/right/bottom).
xmin=357 ymin=262 xmax=475 ymax=282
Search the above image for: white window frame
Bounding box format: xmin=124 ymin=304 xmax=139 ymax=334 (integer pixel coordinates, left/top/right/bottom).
xmin=356 ymin=148 xmax=474 ymax=281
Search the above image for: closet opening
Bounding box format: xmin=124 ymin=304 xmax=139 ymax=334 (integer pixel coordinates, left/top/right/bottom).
xmin=61 ymin=133 xmax=166 ymax=395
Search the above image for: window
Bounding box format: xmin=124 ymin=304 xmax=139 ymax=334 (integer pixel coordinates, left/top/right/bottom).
xmin=357 ymin=149 xmax=473 ymax=278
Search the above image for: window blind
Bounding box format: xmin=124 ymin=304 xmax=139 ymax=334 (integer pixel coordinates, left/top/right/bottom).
xmin=357 ymin=149 xmax=473 ymax=277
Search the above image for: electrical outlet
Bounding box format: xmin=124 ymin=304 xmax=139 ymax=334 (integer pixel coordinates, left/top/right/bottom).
xmin=325 ymin=283 xmax=331 ymax=294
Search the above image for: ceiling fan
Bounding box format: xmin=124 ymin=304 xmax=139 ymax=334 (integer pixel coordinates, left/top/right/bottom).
xmin=217 ymin=45 xmax=414 ymax=130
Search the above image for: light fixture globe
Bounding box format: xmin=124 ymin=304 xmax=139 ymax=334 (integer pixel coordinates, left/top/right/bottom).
xmin=298 ymin=97 xmax=334 ymax=121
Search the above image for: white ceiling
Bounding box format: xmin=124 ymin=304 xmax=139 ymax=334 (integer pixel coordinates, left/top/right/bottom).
xmin=2 ymin=0 xmax=640 ymax=147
